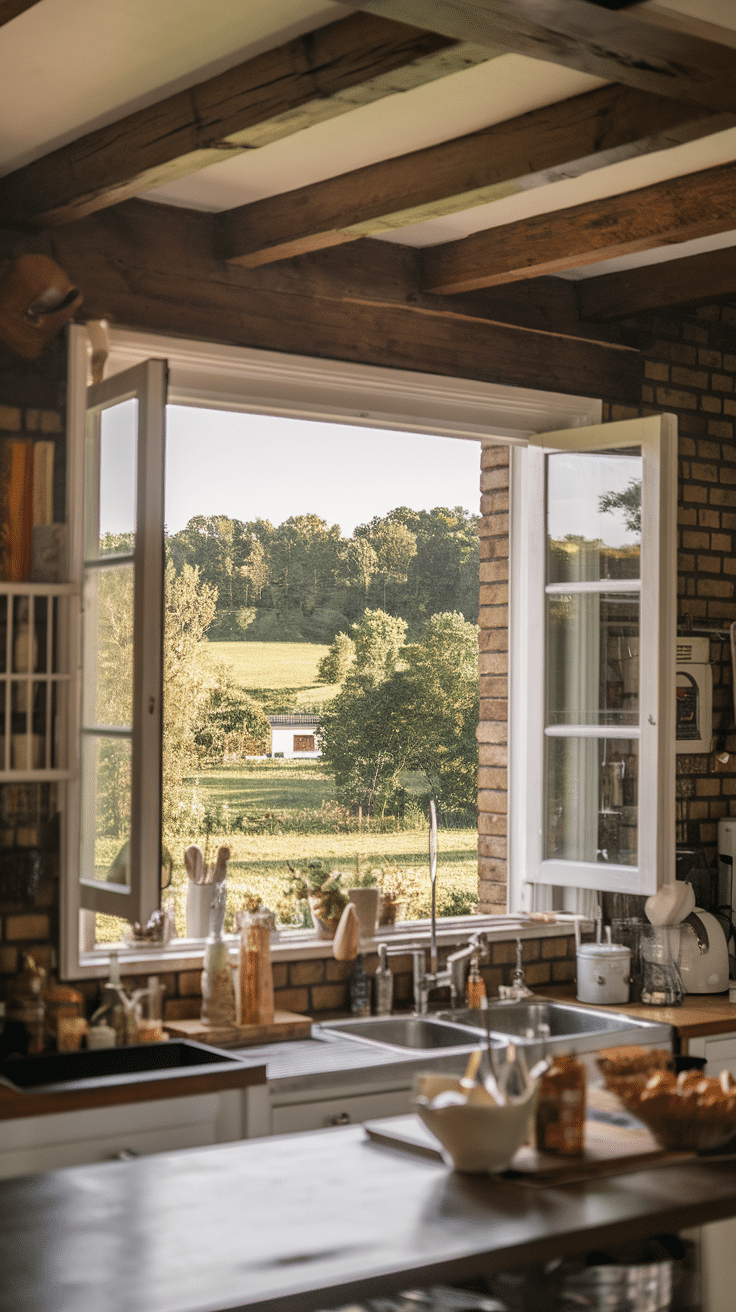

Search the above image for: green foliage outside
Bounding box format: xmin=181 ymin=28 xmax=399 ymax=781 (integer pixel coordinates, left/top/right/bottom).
xmin=166 ymin=504 xmax=479 ymax=644
xmin=320 ymin=610 xmax=478 ymax=819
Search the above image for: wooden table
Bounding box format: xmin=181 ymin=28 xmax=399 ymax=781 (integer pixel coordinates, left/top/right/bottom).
xmin=2 ymin=1119 xmax=736 ymax=1312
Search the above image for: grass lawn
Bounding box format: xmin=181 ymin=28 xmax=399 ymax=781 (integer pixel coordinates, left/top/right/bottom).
xmin=94 ymin=758 xmax=479 ymax=942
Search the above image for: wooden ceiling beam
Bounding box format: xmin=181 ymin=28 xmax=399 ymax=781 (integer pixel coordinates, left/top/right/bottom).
xmin=422 ymin=157 xmax=736 ymax=294
xmin=579 ymin=246 xmax=736 ymax=321
xmin=0 ymin=13 xmax=488 ymax=231
xmin=0 ymin=1 xmax=42 ymax=25
xmin=336 ymin=0 xmax=736 ymax=113
xmin=220 ymin=84 xmax=727 ymax=267
xmin=33 ymin=199 xmax=640 ymax=403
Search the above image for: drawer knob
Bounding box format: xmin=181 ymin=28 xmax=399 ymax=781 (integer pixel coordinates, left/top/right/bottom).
xmin=110 ymin=1148 xmax=139 ymax=1161
xmin=328 ymin=1111 xmax=351 ymax=1126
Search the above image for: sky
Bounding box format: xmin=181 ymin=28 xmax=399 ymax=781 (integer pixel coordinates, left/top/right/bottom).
xmin=162 ymin=406 xmax=482 ymax=537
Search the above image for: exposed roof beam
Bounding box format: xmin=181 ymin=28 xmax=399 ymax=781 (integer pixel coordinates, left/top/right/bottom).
xmin=220 ymin=84 xmax=727 ymax=267
xmin=0 ymin=13 xmax=490 ymax=231
xmin=28 ymin=199 xmax=640 ymax=403
xmin=578 ymin=246 xmax=736 ymax=321
xmin=422 ymin=157 xmax=736 ymax=294
xmin=0 ymin=1 xmax=42 ymax=25
xmin=335 ymin=0 xmax=736 ymax=113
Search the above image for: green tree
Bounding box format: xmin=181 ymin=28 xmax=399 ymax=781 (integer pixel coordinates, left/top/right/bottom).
xmin=320 ymin=610 xmax=478 ymax=816
xmin=317 ymin=631 xmax=355 ymax=684
xmin=267 ymin=514 xmax=342 ymax=613
xmin=193 ymin=666 xmax=270 ymax=762
xmin=351 ymin=608 xmax=407 ymax=683
xmin=162 ymin=561 xmax=218 ymax=832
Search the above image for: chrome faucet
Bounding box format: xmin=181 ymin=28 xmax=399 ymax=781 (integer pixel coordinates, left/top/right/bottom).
xmin=498 ymin=937 xmax=534 ymax=1001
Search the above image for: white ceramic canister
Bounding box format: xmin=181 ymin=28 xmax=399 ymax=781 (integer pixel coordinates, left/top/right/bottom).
xmin=576 ymin=942 xmax=631 ymax=1005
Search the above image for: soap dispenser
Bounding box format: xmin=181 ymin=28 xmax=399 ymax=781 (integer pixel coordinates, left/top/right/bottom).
xmin=374 ymin=943 xmax=393 ymax=1016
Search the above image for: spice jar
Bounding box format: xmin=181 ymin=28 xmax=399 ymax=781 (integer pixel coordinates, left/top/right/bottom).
xmin=238 ymin=902 xmax=276 ymax=1026
xmin=44 ymin=981 xmax=84 ymax=1049
xmin=535 ymin=1053 xmax=586 ymax=1156
xmin=7 ymin=952 xmax=46 ymax=1054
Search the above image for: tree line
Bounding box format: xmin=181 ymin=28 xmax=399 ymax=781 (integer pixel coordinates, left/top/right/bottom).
xmin=166 ymin=505 xmax=479 ymax=642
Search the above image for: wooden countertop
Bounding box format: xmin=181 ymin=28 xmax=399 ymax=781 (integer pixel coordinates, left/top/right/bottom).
xmin=2 ymin=1122 xmax=736 ymax=1312
xmin=542 ymin=985 xmax=736 ymax=1039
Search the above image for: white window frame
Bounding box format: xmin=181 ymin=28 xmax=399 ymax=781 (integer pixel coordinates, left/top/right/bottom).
xmin=509 ymin=415 xmax=677 ymax=911
xmin=61 ymin=322 xmax=602 ymax=978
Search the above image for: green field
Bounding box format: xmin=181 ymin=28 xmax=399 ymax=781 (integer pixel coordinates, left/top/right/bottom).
xmin=205 ymin=640 xmax=339 ymax=708
xmin=95 ymin=757 xmax=478 ymax=942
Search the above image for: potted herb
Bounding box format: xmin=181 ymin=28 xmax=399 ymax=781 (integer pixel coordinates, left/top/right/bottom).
xmin=286 ymin=862 xmax=348 ymax=939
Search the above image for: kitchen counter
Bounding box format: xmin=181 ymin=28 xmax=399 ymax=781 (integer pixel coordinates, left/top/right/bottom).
xmin=543 ymin=985 xmax=736 ymax=1041
xmin=2 ymin=1118 xmax=736 ymax=1312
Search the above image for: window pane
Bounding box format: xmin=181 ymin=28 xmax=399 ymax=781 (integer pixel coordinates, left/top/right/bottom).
xmin=545 ymin=736 xmax=638 ymax=865
xmin=547 ymin=593 xmax=639 ymax=726
xmin=80 ymin=733 xmax=132 ymax=885
xmin=86 ymin=399 xmax=138 ymax=559
xmin=547 ymin=450 xmax=642 ymax=584
xmin=82 ymin=564 xmax=133 ymax=728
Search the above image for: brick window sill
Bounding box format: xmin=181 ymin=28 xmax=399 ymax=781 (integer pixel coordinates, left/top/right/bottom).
xmin=76 ymin=915 xmax=579 ymax=979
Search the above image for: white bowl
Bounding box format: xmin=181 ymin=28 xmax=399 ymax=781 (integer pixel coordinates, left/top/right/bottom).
xmin=412 ymin=1071 xmax=538 ymax=1174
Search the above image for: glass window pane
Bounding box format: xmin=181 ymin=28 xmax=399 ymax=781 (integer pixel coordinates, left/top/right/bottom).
xmin=545 ymin=736 xmax=638 ymax=866
xmin=80 ymin=734 xmax=132 ymax=886
xmin=547 ymin=593 xmax=639 ymax=726
xmin=82 ymin=564 xmax=134 ymax=728
xmin=547 ymin=450 xmax=642 ymax=584
xmin=87 ymin=399 xmax=138 ymax=558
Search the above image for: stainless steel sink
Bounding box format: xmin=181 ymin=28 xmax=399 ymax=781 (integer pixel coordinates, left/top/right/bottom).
xmin=319 ymin=1015 xmax=486 ymax=1051
xmin=446 ymin=1000 xmax=632 ymax=1039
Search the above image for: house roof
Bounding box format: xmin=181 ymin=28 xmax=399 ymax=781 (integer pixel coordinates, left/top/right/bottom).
xmin=2 ymin=1 xmax=735 ymax=396
xmin=267 ymin=715 xmax=320 ymax=726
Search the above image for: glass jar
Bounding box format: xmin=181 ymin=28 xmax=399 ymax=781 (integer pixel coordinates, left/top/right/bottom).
xmin=201 ymin=885 xmax=236 ymax=1026
xmin=639 ymin=924 xmax=684 ymax=1007
xmin=535 ymin=1053 xmax=586 ymax=1156
xmin=238 ymin=903 xmax=276 ymax=1026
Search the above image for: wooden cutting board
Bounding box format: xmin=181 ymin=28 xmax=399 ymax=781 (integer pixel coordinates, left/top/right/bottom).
xmin=164 ymin=1010 xmax=312 ymax=1047
xmin=364 ymin=1112 xmax=694 ymax=1185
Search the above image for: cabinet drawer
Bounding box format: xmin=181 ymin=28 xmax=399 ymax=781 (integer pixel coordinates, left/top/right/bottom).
xmin=271 ymin=1087 xmax=412 ymax=1136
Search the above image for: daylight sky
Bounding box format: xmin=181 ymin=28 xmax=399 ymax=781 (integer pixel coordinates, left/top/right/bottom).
xmin=163 ymin=406 xmax=482 ymax=537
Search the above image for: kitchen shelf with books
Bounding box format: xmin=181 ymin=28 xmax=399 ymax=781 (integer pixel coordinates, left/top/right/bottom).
xmin=0 ymin=582 xmax=75 ymax=782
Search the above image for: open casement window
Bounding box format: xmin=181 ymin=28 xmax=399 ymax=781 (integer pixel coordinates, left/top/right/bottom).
xmin=510 ymin=415 xmax=677 ymax=905
xmin=75 ymin=358 xmax=167 ymax=921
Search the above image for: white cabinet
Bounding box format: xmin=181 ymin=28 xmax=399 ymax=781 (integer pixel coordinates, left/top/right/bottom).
xmin=0 ymin=1087 xmax=244 ymax=1179
xmin=687 ymin=1033 xmax=736 ymax=1077
xmin=270 ymin=1084 xmax=412 ymax=1136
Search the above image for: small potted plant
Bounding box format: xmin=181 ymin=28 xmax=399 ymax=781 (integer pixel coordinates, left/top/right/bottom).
xmin=377 ymin=865 xmax=408 ymax=926
xmin=286 ymin=862 xmax=348 ymax=939
xmin=347 ymin=865 xmax=381 ymax=941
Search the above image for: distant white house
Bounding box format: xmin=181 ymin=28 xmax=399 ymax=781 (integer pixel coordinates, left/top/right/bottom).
xmin=268 ymin=714 xmax=321 ymax=759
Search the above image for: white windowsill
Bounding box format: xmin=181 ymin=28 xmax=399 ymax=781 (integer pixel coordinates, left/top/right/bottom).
xmin=76 ymin=914 xmax=582 ymax=979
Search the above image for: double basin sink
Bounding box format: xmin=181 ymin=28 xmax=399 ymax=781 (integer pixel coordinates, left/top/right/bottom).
xmin=319 ymin=999 xmax=672 ymax=1065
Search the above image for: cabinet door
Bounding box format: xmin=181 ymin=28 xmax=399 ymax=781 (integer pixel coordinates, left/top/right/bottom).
xmin=271 ymin=1086 xmax=412 ymax=1136
xmin=0 ymin=1092 xmax=227 ymax=1180
xmin=688 ymin=1034 xmax=736 ymax=1077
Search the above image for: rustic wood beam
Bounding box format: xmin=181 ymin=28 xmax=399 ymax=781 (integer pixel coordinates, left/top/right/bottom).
xmin=0 ymin=13 xmax=490 ymax=231
xmin=38 ymin=200 xmax=640 ymax=403
xmin=0 ymin=0 xmax=42 ymax=24
xmin=578 ymin=247 xmax=736 ymax=321
xmin=335 ymin=0 xmax=736 ymax=113
xmin=422 ymin=157 xmax=736 ymax=295
xmin=220 ymin=84 xmax=727 ymax=267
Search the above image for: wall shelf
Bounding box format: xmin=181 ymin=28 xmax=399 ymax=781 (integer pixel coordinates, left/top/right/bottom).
xmin=0 ymin=582 xmax=75 ymax=782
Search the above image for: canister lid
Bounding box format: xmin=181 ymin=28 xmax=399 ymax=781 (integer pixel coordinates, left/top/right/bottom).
xmin=576 ymin=943 xmax=630 ymax=959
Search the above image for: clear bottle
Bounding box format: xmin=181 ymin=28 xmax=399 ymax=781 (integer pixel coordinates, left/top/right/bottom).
xmin=374 ymin=943 xmax=393 ymax=1016
xmin=535 ymin=1052 xmax=586 ymax=1156
xmin=350 ymin=953 xmax=371 ymax=1017
xmin=201 ymin=884 xmax=236 ymax=1026
xmin=238 ymin=902 xmax=276 ymax=1026
xmin=90 ymin=950 xmax=127 ymax=1045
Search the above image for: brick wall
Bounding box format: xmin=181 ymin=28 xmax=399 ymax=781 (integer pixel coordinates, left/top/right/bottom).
xmin=155 ymin=934 xmax=576 ymax=1023
xmin=477 ymin=444 xmax=510 ymax=913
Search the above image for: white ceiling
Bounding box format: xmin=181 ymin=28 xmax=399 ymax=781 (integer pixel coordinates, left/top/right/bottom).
xmin=2 ymin=0 xmax=736 ymax=282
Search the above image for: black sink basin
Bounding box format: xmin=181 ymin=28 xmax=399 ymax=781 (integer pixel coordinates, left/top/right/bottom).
xmin=0 ymin=1041 xmax=242 ymax=1092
